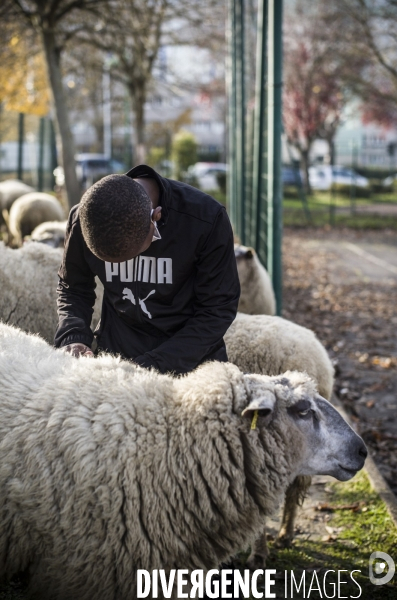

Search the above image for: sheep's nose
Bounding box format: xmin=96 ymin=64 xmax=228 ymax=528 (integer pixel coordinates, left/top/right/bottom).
xmin=359 ymin=444 xmax=368 ymax=460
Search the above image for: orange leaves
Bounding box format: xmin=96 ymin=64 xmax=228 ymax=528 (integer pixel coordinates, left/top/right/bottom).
xmin=0 ymin=30 xmax=50 ymax=116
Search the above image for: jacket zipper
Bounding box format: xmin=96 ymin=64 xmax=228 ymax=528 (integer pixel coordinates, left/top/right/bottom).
xmin=134 ymin=259 xmax=142 ymax=324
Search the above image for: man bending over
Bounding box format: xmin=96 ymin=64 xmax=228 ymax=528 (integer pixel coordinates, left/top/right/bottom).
xmin=54 ymin=165 xmax=240 ymax=375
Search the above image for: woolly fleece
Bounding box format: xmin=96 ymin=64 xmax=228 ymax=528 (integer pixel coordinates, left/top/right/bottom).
xmin=0 ymin=242 xmax=101 ymax=342
xmin=235 ymin=244 xmax=276 ymax=315
xmin=0 ymin=323 xmax=316 ymax=600
xmin=225 ymin=312 xmax=334 ymax=400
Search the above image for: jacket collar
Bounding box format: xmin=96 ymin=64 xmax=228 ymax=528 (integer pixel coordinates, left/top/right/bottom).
xmin=125 ymin=164 xmax=170 ymax=226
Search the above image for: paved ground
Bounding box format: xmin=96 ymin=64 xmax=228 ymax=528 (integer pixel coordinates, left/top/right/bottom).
xmin=283 ymin=227 xmax=397 ymax=496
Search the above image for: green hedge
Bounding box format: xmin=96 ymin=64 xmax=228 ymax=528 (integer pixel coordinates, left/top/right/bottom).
xmin=331 ymin=183 xmax=372 ymax=198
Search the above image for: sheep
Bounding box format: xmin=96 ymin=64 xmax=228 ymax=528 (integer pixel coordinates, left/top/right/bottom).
xmin=0 ymin=323 xmax=366 ymax=600
xmin=3 ymin=192 xmax=64 ymax=247
xmin=0 ymin=242 xmax=102 ymax=342
xmin=234 ymin=244 xmax=276 ymax=315
xmin=30 ymin=220 xmax=67 ymax=248
xmin=225 ymin=311 xmax=334 ymax=564
xmin=0 ymin=179 xmax=35 ymax=213
xmin=225 ymin=312 xmax=334 ymax=401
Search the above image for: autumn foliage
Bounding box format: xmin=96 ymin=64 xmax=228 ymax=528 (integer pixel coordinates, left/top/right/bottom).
xmin=0 ymin=27 xmax=49 ymax=116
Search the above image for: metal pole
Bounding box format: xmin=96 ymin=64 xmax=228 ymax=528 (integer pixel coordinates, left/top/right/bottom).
xmin=236 ymin=0 xmax=246 ymax=244
xmin=267 ymin=0 xmax=283 ymax=314
xmin=226 ymin=0 xmax=237 ymax=230
xmin=50 ymin=119 xmax=58 ymax=189
xmin=251 ymin=0 xmax=268 ymax=260
xmin=38 ymin=117 xmax=45 ymax=191
xmin=17 ymin=112 xmax=24 ymax=181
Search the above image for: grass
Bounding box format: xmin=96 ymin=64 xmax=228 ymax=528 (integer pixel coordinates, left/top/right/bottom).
xmin=283 ymin=209 xmax=397 ymax=229
xmin=258 ymin=470 xmax=397 ymax=599
xmin=282 ymin=187 xmax=397 ymax=228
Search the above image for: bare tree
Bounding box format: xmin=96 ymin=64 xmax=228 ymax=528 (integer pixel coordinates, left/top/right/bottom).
xmin=0 ymin=0 xmax=109 ymax=209
xmin=77 ymin=0 xmax=224 ymax=164
xmin=283 ymin=2 xmax=347 ymax=193
xmin=320 ymin=0 xmax=397 ymax=128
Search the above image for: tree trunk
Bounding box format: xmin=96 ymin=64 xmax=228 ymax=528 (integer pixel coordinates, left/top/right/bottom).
xmin=130 ymin=84 xmax=147 ymax=165
xmin=328 ymin=136 xmax=336 ymax=166
xmin=42 ymin=30 xmax=81 ymax=210
xmin=301 ymin=148 xmax=312 ymax=195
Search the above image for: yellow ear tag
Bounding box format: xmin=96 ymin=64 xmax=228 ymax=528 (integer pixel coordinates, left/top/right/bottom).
xmin=251 ymin=410 xmax=258 ymax=430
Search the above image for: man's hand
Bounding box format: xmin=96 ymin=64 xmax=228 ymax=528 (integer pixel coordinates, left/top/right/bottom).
xmin=62 ymin=343 xmax=94 ymax=358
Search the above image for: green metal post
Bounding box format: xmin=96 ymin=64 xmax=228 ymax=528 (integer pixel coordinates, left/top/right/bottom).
xmin=226 ymin=0 xmax=237 ymax=230
xmin=17 ymin=112 xmax=24 ymax=181
xmin=267 ymin=0 xmax=283 ymax=314
xmin=38 ymin=117 xmax=45 ymax=191
xmin=227 ymin=0 xmax=246 ymax=243
xmin=244 ymin=106 xmax=254 ymax=244
xmin=227 ymin=0 xmax=283 ymax=313
xmin=251 ymin=0 xmax=268 ymax=261
xmin=50 ymin=119 xmax=58 ymax=189
xmin=236 ymin=0 xmax=246 ymax=244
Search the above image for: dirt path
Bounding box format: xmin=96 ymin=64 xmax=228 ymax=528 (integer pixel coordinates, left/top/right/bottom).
xmin=282 ymin=227 xmax=397 ymax=496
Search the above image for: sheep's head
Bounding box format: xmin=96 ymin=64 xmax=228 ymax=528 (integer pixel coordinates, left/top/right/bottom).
xmin=242 ymin=371 xmax=367 ymax=481
xmin=234 ymin=244 xmax=255 ymax=280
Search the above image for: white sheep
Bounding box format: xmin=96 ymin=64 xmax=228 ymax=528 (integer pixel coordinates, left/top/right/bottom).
xmin=3 ymin=192 xmax=64 ymax=247
xmin=225 ymin=312 xmax=334 ymax=400
xmin=234 ymin=244 xmax=276 ymax=315
xmin=30 ymin=220 xmax=67 ymax=248
xmin=0 ymin=323 xmax=366 ymax=600
xmin=0 ymin=179 xmax=35 ymax=212
xmin=225 ymin=311 xmax=334 ymax=563
xmin=0 ymin=242 xmax=101 ymax=342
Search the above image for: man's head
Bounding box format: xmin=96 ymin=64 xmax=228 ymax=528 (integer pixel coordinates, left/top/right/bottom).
xmin=79 ymin=174 xmax=156 ymax=262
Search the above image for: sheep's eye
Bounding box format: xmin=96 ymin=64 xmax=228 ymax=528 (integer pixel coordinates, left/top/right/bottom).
xmin=298 ymin=409 xmax=311 ymax=417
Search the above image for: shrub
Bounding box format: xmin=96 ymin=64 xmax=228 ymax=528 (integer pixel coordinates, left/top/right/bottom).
xmin=216 ymin=171 xmax=227 ymax=194
xmin=331 ymin=183 xmax=371 ymax=198
xmin=147 ymin=147 xmax=166 ymax=169
xmin=171 ymin=131 xmax=198 ymax=181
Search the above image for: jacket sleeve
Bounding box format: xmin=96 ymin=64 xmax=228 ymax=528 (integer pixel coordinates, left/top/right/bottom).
xmin=133 ymin=207 xmax=240 ymax=374
xmin=54 ymin=206 xmax=97 ymax=349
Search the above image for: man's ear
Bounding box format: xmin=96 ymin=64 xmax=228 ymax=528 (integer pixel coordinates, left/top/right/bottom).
xmin=152 ymin=206 xmax=162 ymax=221
xmin=242 ymin=374 xmax=276 ymax=426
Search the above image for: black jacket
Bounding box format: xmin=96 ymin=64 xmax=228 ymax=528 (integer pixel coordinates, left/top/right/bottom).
xmin=54 ymin=165 xmax=240 ymax=375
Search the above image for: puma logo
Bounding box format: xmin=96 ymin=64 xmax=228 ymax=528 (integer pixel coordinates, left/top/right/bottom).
xmin=122 ymin=288 xmax=155 ymax=319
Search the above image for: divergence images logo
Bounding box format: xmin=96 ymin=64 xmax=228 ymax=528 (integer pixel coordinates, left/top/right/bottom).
xmin=369 ymin=552 xmax=395 ymax=586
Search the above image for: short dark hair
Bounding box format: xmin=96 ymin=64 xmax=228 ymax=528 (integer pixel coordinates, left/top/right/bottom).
xmin=79 ymin=174 xmax=151 ymax=260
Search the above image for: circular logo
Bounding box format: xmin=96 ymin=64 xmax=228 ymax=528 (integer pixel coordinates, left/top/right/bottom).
xmin=369 ymin=552 xmax=395 ymax=586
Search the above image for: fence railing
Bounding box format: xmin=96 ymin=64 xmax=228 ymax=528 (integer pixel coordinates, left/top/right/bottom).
xmin=0 ymin=108 xmax=56 ymax=192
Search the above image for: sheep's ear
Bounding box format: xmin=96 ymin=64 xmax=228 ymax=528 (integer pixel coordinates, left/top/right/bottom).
xmin=242 ymin=374 xmax=276 ymax=426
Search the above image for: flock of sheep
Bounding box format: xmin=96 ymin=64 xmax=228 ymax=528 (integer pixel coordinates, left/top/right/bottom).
xmin=0 ymin=179 xmax=66 ymax=248
xmin=0 ymin=179 xmax=365 ymax=600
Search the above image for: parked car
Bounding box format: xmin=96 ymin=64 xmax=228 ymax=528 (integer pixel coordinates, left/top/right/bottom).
xmin=282 ymin=165 xmax=302 ymax=186
xmin=54 ymin=154 xmax=119 ymax=192
xmin=309 ymin=165 xmax=369 ymax=191
xmin=187 ymin=162 xmax=228 ymax=191
xmin=110 ymin=159 xmax=127 ymax=174
xmin=75 ymin=154 xmax=113 ymax=189
xmin=382 ymin=174 xmax=396 ymax=188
